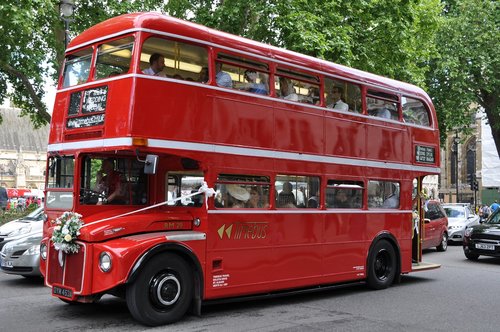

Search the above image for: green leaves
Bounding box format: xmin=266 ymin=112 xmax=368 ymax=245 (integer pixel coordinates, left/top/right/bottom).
xmin=1 ymin=0 xmax=498 ymax=155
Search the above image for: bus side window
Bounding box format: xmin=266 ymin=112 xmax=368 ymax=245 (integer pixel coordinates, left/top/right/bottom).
xmin=324 ymin=78 xmax=361 ymax=113
xmin=215 ymin=53 xmax=269 ymax=95
xmin=215 ymin=174 xmax=270 ymax=209
xmin=141 ymin=37 xmax=208 ymax=82
xmin=366 ymin=90 xmax=400 ymax=121
xmin=166 ymin=172 xmax=205 ymax=207
xmin=402 ymin=96 xmax=430 ymax=126
xmin=368 ymin=180 xmax=400 ymax=209
xmin=275 ymin=175 xmax=320 ymax=209
xmin=326 ymin=180 xmax=364 ymax=208
xmin=275 ymin=68 xmax=320 ymax=104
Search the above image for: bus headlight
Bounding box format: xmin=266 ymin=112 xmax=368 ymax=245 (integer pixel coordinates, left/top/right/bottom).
xmin=40 ymin=243 xmax=47 ymax=260
xmin=99 ymin=252 xmax=112 ymax=272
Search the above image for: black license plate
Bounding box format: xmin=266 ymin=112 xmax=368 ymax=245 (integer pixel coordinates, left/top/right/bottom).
xmin=52 ymin=285 xmax=74 ymax=299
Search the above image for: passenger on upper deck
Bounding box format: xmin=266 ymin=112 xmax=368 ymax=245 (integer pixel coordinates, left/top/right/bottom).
xmin=243 ymin=70 xmax=267 ymax=95
xmin=279 ymin=77 xmax=299 ymax=102
xmin=215 ymin=63 xmax=233 ymax=88
xmin=327 ymin=86 xmax=349 ymax=111
xmin=142 ymin=53 xmax=166 ymax=77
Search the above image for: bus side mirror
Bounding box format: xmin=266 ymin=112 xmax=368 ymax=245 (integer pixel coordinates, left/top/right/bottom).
xmin=144 ymin=155 xmax=158 ymax=174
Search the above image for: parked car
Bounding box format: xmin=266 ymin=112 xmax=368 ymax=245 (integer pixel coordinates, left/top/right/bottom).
xmin=463 ymin=208 xmax=500 ymax=260
xmin=0 ymin=226 xmax=42 ymax=277
xmin=422 ymin=200 xmax=449 ymax=251
xmin=442 ymin=203 xmax=480 ymax=243
xmin=0 ymin=206 xmax=44 ymax=250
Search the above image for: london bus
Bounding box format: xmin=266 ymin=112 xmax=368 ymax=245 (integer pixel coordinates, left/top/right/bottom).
xmin=40 ymin=12 xmax=441 ymax=326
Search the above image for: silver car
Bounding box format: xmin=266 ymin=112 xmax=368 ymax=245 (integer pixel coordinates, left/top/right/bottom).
xmin=443 ymin=203 xmax=480 ymax=243
xmin=0 ymin=227 xmax=42 ymax=277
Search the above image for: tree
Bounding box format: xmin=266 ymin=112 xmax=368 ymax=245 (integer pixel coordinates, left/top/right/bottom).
xmin=1 ymin=0 xmax=444 ymax=138
xmin=426 ymin=0 xmax=500 ymax=156
xmin=0 ymin=0 xmax=60 ymax=127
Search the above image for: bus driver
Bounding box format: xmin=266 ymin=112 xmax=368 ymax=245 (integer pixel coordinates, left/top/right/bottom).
xmin=96 ymin=159 xmax=123 ymax=205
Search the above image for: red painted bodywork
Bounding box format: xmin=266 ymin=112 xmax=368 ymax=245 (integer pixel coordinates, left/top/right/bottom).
xmin=41 ymin=13 xmax=440 ymax=304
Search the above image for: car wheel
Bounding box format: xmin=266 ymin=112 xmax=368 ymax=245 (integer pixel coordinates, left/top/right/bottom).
xmin=126 ymin=254 xmax=193 ymax=326
xmin=465 ymin=251 xmax=479 ymax=261
xmin=367 ymin=240 xmax=397 ymax=290
xmin=436 ymin=233 xmax=448 ymax=252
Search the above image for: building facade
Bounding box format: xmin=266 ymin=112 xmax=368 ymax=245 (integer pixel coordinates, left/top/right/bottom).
xmin=439 ymin=112 xmax=500 ymax=207
xmin=0 ymin=106 xmax=49 ymax=191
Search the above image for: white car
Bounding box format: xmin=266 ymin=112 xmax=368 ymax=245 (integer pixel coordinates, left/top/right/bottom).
xmin=0 ymin=206 xmax=45 ymax=250
xmin=442 ymin=203 xmax=480 ymax=243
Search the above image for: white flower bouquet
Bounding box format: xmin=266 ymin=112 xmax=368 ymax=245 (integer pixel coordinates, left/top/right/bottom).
xmin=51 ymin=211 xmax=84 ymax=254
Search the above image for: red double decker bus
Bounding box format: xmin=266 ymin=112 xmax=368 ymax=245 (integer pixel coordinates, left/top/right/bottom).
xmin=41 ymin=12 xmax=441 ymax=326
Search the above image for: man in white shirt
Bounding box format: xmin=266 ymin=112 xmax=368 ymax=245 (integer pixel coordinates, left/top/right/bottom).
xmin=142 ymin=53 xmax=166 ymax=77
xmin=327 ymin=86 xmax=349 ymax=111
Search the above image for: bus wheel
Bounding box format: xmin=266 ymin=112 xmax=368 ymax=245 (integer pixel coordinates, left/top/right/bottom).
xmin=126 ymin=254 xmax=193 ymax=326
xmin=367 ymin=240 xmax=397 ymax=290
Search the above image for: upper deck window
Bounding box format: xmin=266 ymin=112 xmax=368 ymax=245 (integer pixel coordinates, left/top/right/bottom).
xmin=95 ymin=36 xmax=134 ymax=79
xmin=402 ymin=96 xmax=430 ymax=127
xmin=215 ymin=53 xmax=269 ymax=94
xmin=62 ymin=48 xmax=93 ymax=88
xmin=275 ymin=68 xmax=320 ymax=104
xmin=367 ymin=90 xmax=400 ymax=121
xmin=324 ymin=78 xmax=361 ymax=113
xmin=141 ymin=37 xmax=208 ymax=81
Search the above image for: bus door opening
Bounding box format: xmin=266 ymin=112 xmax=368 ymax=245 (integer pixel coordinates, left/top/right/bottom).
xmin=412 ymin=177 xmax=424 ymax=263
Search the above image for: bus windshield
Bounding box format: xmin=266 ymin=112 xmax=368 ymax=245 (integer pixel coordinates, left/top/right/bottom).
xmin=62 ymin=48 xmax=93 ymax=88
xmin=46 ymin=155 xmax=75 ymax=210
xmin=80 ymin=156 xmax=148 ymax=205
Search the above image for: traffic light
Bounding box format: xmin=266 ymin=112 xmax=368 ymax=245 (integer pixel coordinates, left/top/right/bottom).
xmin=469 ymin=174 xmax=477 ymax=191
xmin=473 ymin=181 xmax=479 ymax=191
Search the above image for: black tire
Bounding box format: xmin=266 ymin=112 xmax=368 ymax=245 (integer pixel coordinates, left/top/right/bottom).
xmin=126 ymin=254 xmax=193 ymax=326
xmin=367 ymin=239 xmax=397 ymax=290
xmin=465 ymin=251 xmax=479 ymax=261
xmin=436 ymin=233 xmax=448 ymax=252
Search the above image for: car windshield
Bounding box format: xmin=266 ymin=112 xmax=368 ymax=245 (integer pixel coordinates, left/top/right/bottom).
xmin=486 ymin=210 xmax=500 ymax=225
xmin=21 ymin=207 xmax=44 ymax=221
xmin=444 ymin=207 xmax=464 ymax=218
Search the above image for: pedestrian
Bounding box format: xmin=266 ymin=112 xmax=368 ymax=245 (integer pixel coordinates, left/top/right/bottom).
xmin=490 ymin=200 xmax=499 ymax=213
xmin=0 ymin=183 xmax=8 ymax=213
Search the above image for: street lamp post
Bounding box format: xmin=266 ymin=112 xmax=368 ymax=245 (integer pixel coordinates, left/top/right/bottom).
xmin=59 ymin=0 xmax=75 ymax=47
xmin=454 ymin=132 xmax=460 ymax=203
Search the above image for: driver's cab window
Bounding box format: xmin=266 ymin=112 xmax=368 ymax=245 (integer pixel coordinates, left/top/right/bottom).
xmin=80 ymin=156 xmax=147 ymax=205
xmin=166 ymin=172 xmax=205 ymax=207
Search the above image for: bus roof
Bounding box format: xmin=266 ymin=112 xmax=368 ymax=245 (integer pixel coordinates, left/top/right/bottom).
xmin=69 ymin=12 xmax=432 ymax=105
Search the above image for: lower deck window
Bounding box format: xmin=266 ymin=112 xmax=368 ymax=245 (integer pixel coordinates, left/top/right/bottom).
xmin=326 ymin=180 xmax=363 ymax=208
xmin=215 ymin=174 xmax=270 ymax=208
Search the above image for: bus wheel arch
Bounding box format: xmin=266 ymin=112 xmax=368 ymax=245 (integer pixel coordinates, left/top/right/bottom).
xmin=366 ymin=234 xmax=400 ymax=289
xmin=126 ymin=244 xmax=203 ymax=325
